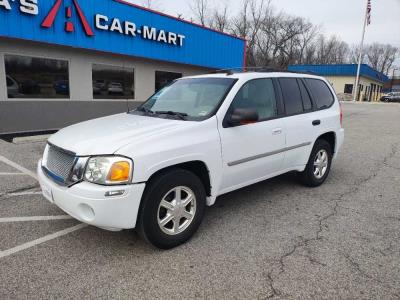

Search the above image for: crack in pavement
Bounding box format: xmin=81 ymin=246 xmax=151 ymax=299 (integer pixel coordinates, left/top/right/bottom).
xmin=264 ymin=143 xmax=399 ymax=298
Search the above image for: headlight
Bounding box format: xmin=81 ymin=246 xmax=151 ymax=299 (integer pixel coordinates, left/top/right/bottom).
xmin=84 ymin=156 xmax=133 ymax=185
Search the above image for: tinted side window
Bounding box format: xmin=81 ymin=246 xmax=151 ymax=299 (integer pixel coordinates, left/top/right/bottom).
xmin=306 ymin=79 xmax=335 ymax=109
xmin=229 ymin=78 xmax=278 ymax=121
xmin=279 ymin=78 xmax=303 ymax=115
xmin=298 ymin=79 xmax=312 ymax=111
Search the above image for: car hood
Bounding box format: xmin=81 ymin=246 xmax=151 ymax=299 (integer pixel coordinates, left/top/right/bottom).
xmin=48 ymin=113 xmax=190 ymax=155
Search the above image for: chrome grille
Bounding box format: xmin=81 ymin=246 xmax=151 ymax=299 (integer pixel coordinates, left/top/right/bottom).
xmin=45 ymin=144 xmax=76 ymax=181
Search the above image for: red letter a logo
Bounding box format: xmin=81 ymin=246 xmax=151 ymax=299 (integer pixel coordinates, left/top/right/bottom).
xmin=41 ymin=0 xmax=94 ymax=36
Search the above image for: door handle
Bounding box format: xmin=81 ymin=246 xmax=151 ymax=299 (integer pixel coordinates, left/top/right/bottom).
xmin=312 ymin=120 xmax=321 ymax=126
xmin=272 ymin=128 xmax=283 ymax=135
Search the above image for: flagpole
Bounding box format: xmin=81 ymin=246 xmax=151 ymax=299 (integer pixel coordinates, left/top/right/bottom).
xmin=353 ymin=0 xmax=369 ymax=102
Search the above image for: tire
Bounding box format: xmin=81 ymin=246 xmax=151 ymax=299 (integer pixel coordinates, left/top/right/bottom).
xmin=137 ymin=168 xmax=206 ymax=249
xmin=299 ymin=139 xmax=333 ymax=187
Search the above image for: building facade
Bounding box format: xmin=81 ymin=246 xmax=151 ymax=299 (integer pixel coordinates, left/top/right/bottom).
xmin=383 ymin=76 xmax=400 ymax=93
xmin=0 ymin=0 xmax=245 ymax=136
xmin=288 ymin=64 xmax=389 ymax=102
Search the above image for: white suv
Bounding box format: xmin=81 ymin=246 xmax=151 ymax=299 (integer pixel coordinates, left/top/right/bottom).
xmin=38 ymin=71 xmax=344 ymax=249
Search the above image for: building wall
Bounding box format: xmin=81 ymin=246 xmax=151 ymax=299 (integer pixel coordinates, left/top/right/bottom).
xmin=325 ymin=76 xmax=384 ymax=102
xmin=0 ymin=39 xmax=210 ymax=135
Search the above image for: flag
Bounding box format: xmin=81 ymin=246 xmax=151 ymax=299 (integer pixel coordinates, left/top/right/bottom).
xmin=367 ymin=0 xmax=372 ymax=25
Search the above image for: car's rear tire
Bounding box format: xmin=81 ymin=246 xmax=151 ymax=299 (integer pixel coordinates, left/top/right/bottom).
xmin=137 ymin=168 xmax=206 ymax=249
xmin=299 ymin=139 xmax=333 ymax=187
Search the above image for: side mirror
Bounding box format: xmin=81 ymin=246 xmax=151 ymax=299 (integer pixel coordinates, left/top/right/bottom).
xmin=227 ymin=108 xmax=259 ymax=127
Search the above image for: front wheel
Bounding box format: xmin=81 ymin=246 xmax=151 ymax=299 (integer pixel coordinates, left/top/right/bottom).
xmin=299 ymin=139 xmax=333 ymax=187
xmin=137 ymin=168 xmax=206 ymax=249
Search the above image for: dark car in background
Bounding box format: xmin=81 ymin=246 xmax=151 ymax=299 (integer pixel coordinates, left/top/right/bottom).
xmin=54 ymin=80 xmax=70 ymax=95
xmin=381 ymin=92 xmax=400 ymax=102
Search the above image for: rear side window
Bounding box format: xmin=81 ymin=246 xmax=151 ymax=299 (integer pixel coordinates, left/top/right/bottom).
xmin=305 ymin=79 xmax=335 ymax=109
xmin=298 ymin=79 xmax=313 ymax=111
xmin=279 ymin=78 xmax=303 ymax=116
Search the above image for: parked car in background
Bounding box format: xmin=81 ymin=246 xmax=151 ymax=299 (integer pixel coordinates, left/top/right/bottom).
xmin=6 ymin=75 xmax=19 ymax=98
xmin=54 ymin=80 xmax=69 ymax=95
xmin=38 ymin=71 xmax=344 ymax=249
xmin=381 ymin=92 xmax=400 ymax=102
xmin=108 ymin=82 xmax=124 ymax=95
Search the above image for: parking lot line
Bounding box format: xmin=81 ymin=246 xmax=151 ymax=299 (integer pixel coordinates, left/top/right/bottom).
xmin=1 ymin=191 xmax=42 ymax=197
xmin=0 ymin=172 xmax=28 ymax=176
xmin=0 ymin=215 xmax=73 ymax=223
xmin=0 ymin=155 xmax=38 ymax=180
xmin=0 ymin=223 xmax=88 ymax=259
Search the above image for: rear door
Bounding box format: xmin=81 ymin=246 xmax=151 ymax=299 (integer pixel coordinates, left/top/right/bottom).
xmin=278 ymin=78 xmax=317 ymax=169
xmin=218 ymin=78 xmax=286 ymax=193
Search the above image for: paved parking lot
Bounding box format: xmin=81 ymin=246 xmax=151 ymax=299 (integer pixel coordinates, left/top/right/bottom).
xmin=0 ymin=102 xmax=399 ymax=299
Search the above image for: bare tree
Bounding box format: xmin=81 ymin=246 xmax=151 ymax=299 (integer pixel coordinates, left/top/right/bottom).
xmin=141 ymin=0 xmax=159 ymax=9
xmin=210 ymin=4 xmax=229 ymax=32
xmin=366 ymin=43 xmax=399 ymax=74
xmin=231 ymin=0 xmax=270 ymax=67
xmin=190 ymin=0 xmax=210 ymax=26
xmin=186 ymin=0 xmax=397 ymax=73
xmin=313 ymin=35 xmax=350 ymax=64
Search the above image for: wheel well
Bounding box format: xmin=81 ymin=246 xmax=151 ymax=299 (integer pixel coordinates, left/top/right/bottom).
xmin=317 ymin=132 xmax=336 ymax=154
xmin=147 ymin=161 xmax=211 ymax=196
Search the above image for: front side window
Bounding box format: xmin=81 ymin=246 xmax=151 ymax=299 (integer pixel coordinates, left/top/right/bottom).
xmin=228 ymin=78 xmax=278 ymax=121
xmin=138 ymin=78 xmax=236 ymax=120
xmin=305 ymin=79 xmax=335 ymax=109
xmin=279 ymin=78 xmax=303 ymax=116
xmin=4 ymin=54 xmax=69 ymax=99
xmin=92 ymin=64 xmax=135 ymax=100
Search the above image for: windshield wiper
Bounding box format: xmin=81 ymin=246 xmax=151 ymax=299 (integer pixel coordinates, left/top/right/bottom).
xmin=135 ymin=107 xmax=154 ymax=114
xmin=155 ymin=111 xmax=188 ymax=120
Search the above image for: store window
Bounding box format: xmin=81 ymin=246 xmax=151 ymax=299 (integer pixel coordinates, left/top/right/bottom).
xmin=4 ymin=54 xmax=69 ymax=99
xmin=344 ymin=84 xmax=353 ymax=94
xmin=155 ymin=71 xmax=182 ymax=92
xmin=92 ymin=64 xmax=135 ymax=99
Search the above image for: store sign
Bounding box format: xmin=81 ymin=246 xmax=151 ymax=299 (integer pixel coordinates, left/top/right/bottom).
xmin=0 ymin=0 xmax=38 ymax=15
xmin=0 ymin=0 xmax=186 ymax=47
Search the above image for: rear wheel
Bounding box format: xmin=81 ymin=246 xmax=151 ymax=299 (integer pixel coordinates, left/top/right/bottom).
xmin=137 ymin=168 xmax=206 ymax=249
xmin=299 ymin=139 xmax=332 ymax=187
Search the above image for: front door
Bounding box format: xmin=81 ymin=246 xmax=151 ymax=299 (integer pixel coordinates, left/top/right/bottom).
xmin=218 ymin=78 xmax=286 ymax=193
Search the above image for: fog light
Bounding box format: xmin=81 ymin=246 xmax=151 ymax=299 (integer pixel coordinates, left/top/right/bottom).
xmin=78 ymin=203 xmax=95 ymax=222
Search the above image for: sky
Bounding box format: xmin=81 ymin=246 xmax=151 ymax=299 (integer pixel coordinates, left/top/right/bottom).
xmin=126 ymin=0 xmax=400 ymax=47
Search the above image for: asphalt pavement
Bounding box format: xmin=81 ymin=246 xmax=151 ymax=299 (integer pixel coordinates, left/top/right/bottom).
xmin=0 ymin=102 xmax=399 ymax=299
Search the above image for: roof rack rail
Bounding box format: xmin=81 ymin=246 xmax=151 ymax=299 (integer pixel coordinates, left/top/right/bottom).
xmin=210 ymin=66 xmax=319 ymax=76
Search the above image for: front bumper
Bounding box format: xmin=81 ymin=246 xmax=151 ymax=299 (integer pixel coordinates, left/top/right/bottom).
xmin=37 ymin=160 xmax=146 ymax=230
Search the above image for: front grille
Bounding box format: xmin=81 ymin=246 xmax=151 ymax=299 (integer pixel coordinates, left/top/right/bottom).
xmin=45 ymin=144 xmax=76 ymax=182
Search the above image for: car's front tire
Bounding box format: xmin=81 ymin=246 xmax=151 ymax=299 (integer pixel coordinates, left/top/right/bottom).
xmin=137 ymin=168 xmax=206 ymax=249
xmin=299 ymin=139 xmax=333 ymax=187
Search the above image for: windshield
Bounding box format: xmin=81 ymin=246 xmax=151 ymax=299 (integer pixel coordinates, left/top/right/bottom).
xmin=136 ymin=77 xmax=237 ymax=120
